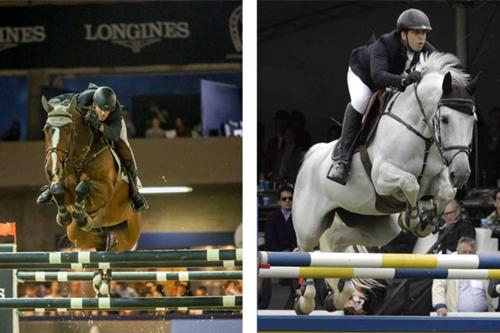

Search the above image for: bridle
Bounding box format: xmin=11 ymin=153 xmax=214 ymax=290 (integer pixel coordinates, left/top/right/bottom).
xmin=383 ymin=80 xmax=475 ymax=182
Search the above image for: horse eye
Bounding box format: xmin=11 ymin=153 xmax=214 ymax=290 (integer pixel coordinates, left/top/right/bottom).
xmin=441 ymin=116 xmax=449 ymax=124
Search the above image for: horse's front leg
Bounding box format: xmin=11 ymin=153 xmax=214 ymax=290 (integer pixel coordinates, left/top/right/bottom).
xmin=72 ymin=179 xmax=92 ymax=231
xmin=431 ymin=166 xmax=457 ymax=215
xmin=373 ymin=162 xmax=421 ymax=232
xmin=49 ymin=182 xmax=72 ymax=227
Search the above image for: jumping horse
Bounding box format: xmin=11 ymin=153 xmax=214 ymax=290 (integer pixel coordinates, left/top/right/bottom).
xmin=292 ymin=52 xmax=479 ymax=314
xmin=41 ymin=95 xmax=141 ymax=252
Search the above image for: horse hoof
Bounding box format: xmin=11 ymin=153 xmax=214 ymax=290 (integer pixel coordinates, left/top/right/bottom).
xmin=294 ymin=295 xmax=315 ymax=315
xmin=77 ymin=218 xmax=92 ymax=232
xmin=324 ymin=292 xmax=337 ymax=312
xmin=56 ymin=213 xmax=72 ymax=227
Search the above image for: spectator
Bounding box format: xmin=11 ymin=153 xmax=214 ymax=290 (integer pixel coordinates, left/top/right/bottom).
xmin=263 ymin=110 xmax=290 ymax=180
xmin=272 ymin=127 xmax=304 ymax=184
xmin=115 ymin=281 xmax=138 ymax=298
xmin=436 ymin=200 xmax=475 ymax=253
xmin=290 ymin=109 xmax=311 ymax=150
xmin=145 ymin=117 xmax=166 ymax=138
xmin=488 ymin=278 xmax=500 ymax=312
xmin=224 ymin=281 xmax=242 ymax=295
xmin=122 ymin=106 xmax=136 ymax=138
xmin=148 ymin=102 xmax=169 ymax=129
xmin=263 ymin=184 xmax=297 ymax=309
xmin=432 ymin=237 xmax=494 ymax=315
xmin=175 ymin=117 xmax=191 ymax=137
xmin=44 ymin=281 xmax=63 ymax=298
xmin=194 ymin=286 xmax=208 ymax=296
xmin=264 ymin=184 xmax=297 ymax=252
xmin=2 ymin=120 xmax=21 ymax=141
xmin=486 ymin=189 xmax=500 ymax=224
xmin=326 ymin=124 xmax=341 ymax=142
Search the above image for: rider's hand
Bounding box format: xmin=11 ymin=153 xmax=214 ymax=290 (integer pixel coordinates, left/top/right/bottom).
xmin=84 ymin=110 xmax=101 ymax=131
xmin=401 ymin=70 xmax=422 ymax=88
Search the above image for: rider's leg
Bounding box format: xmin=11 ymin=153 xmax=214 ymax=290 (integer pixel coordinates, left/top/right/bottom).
xmin=114 ymin=137 xmax=149 ymax=212
xmin=327 ymin=67 xmax=371 ymax=185
xmin=115 ymin=140 xmax=149 ymax=211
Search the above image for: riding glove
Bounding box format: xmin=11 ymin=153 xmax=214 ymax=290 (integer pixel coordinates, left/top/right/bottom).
xmin=84 ymin=111 xmax=101 ymax=131
xmin=401 ymin=70 xmax=422 ymax=89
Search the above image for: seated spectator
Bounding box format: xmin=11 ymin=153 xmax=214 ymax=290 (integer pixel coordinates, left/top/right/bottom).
xmin=175 ymin=117 xmax=191 ymax=137
xmin=264 ymin=184 xmax=296 ymax=252
xmin=290 ymin=109 xmax=311 ymax=151
xmin=2 ymin=120 xmax=21 ymax=141
xmin=263 ymin=110 xmax=290 ymax=180
xmin=145 ymin=117 xmax=166 ymax=138
xmin=486 ymin=189 xmax=500 ymax=225
xmin=326 ymin=124 xmax=341 ymax=142
xmin=44 ymin=281 xmax=63 ymax=298
xmin=436 ymin=200 xmax=475 ymax=254
xmin=488 ymin=279 xmax=500 ymax=312
xmin=271 ymin=127 xmax=304 ymax=184
xmin=432 ymin=237 xmax=494 ymax=315
xmin=122 ymin=107 xmax=136 ymax=138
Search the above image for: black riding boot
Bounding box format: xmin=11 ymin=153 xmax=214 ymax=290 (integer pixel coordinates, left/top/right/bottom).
xmin=327 ymin=103 xmax=363 ymax=185
xmin=36 ymin=185 xmax=52 ymax=204
xmin=126 ymin=166 xmax=149 ymax=212
xmin=115 ymin=140 xmax=149 ymax=212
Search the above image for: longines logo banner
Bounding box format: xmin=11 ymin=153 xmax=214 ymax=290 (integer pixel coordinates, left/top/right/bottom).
xmin=0 ymin=1 xmax=241 ymax=69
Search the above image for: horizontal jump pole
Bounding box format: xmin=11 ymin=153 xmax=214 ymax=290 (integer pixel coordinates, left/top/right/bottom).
xmin=0 ymin=260 xmax=242 ymax=270
xmin=0 ymin=296 xmax=242 ymax=310
xmin=260 ymin=251 xmax=500 ymax=269
xmin=259 ymin=266 xmax=500 ymax=280
xmin=0 ymin=249 xmax=242 ymax=265
xmin=17 ymin=270 xmax=242 ymax=282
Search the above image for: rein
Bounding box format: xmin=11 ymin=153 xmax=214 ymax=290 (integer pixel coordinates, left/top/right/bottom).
xmin=45 ymin=110 xmax=108 ymax=177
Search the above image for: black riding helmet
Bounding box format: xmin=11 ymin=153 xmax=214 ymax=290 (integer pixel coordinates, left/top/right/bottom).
xmin=94 ymin=86 xmax=117 ymax=112
xmin=397 ymin=9 xmax=432 ymax=32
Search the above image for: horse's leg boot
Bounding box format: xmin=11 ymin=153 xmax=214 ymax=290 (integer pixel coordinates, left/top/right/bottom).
xmin=327 ymin=103 xmax=363 ymax=185
xmin=36 ymin=185 xmax=52 ymax=204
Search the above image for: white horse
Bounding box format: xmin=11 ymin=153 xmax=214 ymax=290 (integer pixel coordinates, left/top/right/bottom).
xmin=293 ymin=52 xmax=479 ymax=314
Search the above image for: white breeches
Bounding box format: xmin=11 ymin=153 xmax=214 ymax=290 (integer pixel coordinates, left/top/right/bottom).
xmin=347 ymin=67 xmax=373 ymax=115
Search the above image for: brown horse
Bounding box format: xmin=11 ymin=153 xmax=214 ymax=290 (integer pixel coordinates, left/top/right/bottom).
xmin=41 ymin=95 xmax=140 ymax=251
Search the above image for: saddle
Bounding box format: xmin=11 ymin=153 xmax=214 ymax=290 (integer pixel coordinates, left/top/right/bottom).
xmin=356 ymin=90 xmax=407 ymax=214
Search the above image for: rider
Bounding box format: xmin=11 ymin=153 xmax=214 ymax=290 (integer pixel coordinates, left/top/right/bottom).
xmin=327 ymin=8 xmax=435 ymax=185
xmin=37 ymin=83 xmax=149 ymax=212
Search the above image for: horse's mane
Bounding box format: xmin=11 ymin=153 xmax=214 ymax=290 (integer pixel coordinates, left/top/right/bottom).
xmin=419 ymin=52 xmax=469 ymax=86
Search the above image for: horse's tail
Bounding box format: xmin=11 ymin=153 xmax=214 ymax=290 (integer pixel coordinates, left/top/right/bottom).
xmin=349 ymin=245 xmax=385 ymax=292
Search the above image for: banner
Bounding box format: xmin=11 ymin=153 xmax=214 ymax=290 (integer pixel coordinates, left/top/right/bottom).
xmin=0 ymin=2 xmax=241 ymax=69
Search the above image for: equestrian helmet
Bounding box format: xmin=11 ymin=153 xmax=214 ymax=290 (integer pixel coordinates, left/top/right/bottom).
xmin=397 ymin=9 xmax=432 ymax=32
xmin=94 ymin=86 xmax=117 ymax=112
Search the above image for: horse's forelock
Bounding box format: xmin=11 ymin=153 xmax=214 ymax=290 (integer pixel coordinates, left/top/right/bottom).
xmin=419 ymin=52 xmax=470 ymax=87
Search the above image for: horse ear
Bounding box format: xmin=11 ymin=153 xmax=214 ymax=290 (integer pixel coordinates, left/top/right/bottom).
xmin=69 ymin=95 xmax=77 ymax=114
xmin=466 ymin=72 xmax=482 ymax=95
xmin=442 ymin=72 xmax=452 ymax=95
xmin=41 ymin=96 xmax=53 ymax=113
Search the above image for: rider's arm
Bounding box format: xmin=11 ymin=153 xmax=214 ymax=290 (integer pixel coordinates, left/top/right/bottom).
xmin=370 ymin=41 xmax=404 ymax=89
xmin=102 ymin=116 xmax=122 ymax=142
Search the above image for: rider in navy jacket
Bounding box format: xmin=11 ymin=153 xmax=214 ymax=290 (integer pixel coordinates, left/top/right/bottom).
xmin=327 ymin=9 xmax=435 ymax=185
xmin=37 ymin=84 xmax=149 ymax=212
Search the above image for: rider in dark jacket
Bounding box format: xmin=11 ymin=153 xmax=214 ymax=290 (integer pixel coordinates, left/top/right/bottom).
xmin=327 ymin=8 xmax=435 ymax=185
xmin=37 ymin=84 xmax=149 ymax=212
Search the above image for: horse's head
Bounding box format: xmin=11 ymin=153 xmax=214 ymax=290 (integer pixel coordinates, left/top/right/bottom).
xmin=41 ymin=95 xmax=77 ymax=183
xmin=417 ymin=52 xmax=479 ymax=188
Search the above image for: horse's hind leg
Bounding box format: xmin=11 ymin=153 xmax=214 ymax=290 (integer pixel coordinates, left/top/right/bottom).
xmin=66 ymin=222 xmax=106 ymax=250
xmin=110 ymin=213 xmax=141 ymax=251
